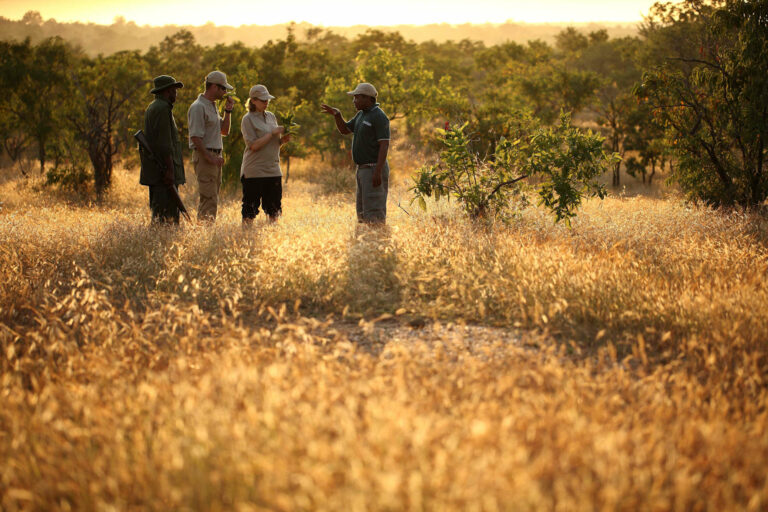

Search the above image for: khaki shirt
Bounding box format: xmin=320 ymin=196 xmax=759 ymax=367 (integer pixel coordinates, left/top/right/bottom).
xmin=240 ymin=111 xmax=282 ymax=178
xmin=187 ymin=94 xmax=223 ymax=149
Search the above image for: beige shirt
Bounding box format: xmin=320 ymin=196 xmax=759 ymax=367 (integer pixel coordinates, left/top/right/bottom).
xmin=187 ymin=94 xmax=223 ymax=149
xmin=240 ymin=111 xmax=282 ymax=178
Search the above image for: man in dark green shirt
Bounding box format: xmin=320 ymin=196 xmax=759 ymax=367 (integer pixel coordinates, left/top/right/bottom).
xmin=140 ymin=75 xmax=186 ymax=223
xmin=321 ymin=82 xmax=391 ymax=223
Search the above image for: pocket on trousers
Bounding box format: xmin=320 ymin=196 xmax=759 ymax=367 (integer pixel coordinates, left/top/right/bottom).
xmin=198 ymin=175 xmax=217 ymax=198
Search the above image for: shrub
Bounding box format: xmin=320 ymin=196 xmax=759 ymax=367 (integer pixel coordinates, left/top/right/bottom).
xmin=411 ymin=112 xmax=618 ymax=224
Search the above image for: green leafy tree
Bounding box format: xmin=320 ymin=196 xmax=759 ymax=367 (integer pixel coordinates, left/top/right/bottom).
xmin=273 ymin=97 xmax=308 ymax=183
xmin=66 ymin=51 xmax=148 ymax=195
xmin=0 ymin=37 xmax=74 ymax=174
xmin=577 ymin=35 xmax=644 ymax=187
xmin=412 ymin=112 xmax=617 ymax=224
xmin=636 ymin=0 xmax=768 ymax=207
xmin=354 ymin=48 xmax=437 ymax=122
xmin=624 ymin=101 xmax=669 ymax=185
xmin=0 ymin=122 xmax=31 ymax=175
xmin=476 ymin=39 xmax=600 ymax=126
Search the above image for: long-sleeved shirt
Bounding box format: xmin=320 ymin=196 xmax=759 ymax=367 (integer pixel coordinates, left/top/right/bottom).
xmin=140 ymin=96 xmax=185 ymax=186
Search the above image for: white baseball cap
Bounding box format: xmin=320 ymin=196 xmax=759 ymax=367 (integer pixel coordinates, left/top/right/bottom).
xmin=206 ymin=70 xmax=234 ymax=91
xmin=347 ymin=82 xmax=378 ymax=97
xmin=249 ymin=84 xmax=275 ymax=101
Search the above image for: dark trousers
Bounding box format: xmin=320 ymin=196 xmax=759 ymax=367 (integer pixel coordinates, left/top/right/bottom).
xmin=149 ymin=185 xmax=180 ymax=224
xmin=242 ymin=176 xmax=282 ymax=219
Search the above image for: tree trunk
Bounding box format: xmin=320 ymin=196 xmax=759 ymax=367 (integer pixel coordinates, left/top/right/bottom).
xmin=611 ymin=135 xmax=621 ymax=187
xmin=89 ymin=137 xmax=112 ymax=197
xmin=37 ymin=140 xmax=46 ymax=175
xmin=284 ymin=155 xmax=291 ymax=183
xmin=752 ymin=134 xmax=765 ymax=207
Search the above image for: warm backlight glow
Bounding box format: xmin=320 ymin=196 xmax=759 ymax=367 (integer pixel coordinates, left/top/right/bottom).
xmin=4 ymin=0 xmax=655 ymax=26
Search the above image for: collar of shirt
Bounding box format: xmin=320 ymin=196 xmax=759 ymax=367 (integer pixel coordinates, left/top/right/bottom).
xmin=155 ymin=95 xmax=174 ymax=109
xmin=362 ymin=103 xmax=380 ymax=113
xmin=197 ymin=94 xmax=216 ymax=106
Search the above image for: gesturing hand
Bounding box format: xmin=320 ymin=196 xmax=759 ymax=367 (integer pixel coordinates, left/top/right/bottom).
xmin=321 ymin=104 xmax=340 ymax=116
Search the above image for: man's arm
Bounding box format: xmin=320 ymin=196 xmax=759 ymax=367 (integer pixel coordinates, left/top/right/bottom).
xmin=189 ymin=103 xmax=224 ymax=166
xmin=190 ymin=136 xmax=225 ymax=166
xmin=148 ymin=108 xmax=176 ymax=186
xmin=321 ymin=104 xmax=352 ymax=135
xmin=372 ymin=140 xmax=389 ymax=188
xmin=220 ymin=96 xmax=235 ymax=135
xmin=372 ymin=113 xmax=391 ymax=187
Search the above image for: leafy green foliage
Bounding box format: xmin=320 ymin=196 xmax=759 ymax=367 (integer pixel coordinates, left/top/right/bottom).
xmin=354 ymin=48 xmax=437 ymax=122
xmin=67 ymin=51 xmax=148 ymax=195
xmin=412 ymin=113 xmax=616 ymax=224
xmin=636 ymin=0 xmax=768 ymax=207
xmin=274 ymin=109 xmax=300 ymax=136
xmin=0 ymin=37 xmax=75 ymax=174
xmin=274 ymin=102 xmax=308 ymax=183
xmin=0 ymin=18 xmax=726 ymax=204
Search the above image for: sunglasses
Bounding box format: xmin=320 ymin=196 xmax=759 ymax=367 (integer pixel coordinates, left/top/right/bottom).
xmin=216 ymin=84 xmax=227 ymax=91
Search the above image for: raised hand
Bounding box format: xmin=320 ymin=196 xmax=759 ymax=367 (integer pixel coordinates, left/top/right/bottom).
xmin=321 ymin=104 xmax=340 ymax=116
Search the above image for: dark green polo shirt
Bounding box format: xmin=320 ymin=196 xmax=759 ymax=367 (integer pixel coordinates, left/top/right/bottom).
xmin=345 ymin=104 xmax=390 ymax=165
xmin=140 ymin=96 xmax=185 ymax=186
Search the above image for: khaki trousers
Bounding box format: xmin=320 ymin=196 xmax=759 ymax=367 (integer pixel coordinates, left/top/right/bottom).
xmin=193 ymin=149 xmax=222 ymax=221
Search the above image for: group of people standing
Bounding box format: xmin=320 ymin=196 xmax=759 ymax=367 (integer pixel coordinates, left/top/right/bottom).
xmin=139 ymin=70 xmax=391 ymax=226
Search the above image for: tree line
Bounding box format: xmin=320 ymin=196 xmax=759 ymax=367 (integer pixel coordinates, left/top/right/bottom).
xmin=1 ymin=0 xmax=766 ymax=208
xmin=1 ymin=11 xmax=637 ymax=56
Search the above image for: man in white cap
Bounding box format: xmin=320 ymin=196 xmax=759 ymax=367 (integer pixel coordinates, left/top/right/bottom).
xmin=187 ymin=70 xmax=235 ymax=221
xmin=321 ymin=82 xmax=391 ymax=223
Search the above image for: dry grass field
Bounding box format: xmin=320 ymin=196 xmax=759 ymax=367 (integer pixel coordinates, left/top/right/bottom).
xmin=1 ymin=158 xmax=768 ymax=511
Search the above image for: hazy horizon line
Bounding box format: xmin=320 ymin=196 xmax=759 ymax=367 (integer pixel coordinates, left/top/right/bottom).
xmin=3 ymin=13 xmax=642 ymax=30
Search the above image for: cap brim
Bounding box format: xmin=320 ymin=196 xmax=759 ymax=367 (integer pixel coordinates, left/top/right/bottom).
xmin=225 ymin=83 xmax=234 ymax=91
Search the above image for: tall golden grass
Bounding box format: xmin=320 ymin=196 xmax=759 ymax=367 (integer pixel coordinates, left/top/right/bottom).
xmin=1 ymin=161 xmax=767 ymax=511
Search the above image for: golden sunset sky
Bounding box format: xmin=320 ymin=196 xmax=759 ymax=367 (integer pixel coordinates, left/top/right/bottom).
xmin=2 ymin=0 xmax=656 ymax=26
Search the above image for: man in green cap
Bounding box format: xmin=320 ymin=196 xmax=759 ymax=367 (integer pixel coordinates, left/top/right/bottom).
xmin=140 ymin=75 xmax=186 ymax=223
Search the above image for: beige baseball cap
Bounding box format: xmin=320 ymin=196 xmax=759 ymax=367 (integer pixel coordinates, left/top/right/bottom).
xmin=205 ymin=70 xmax=234 ymax=91
xmin=347 ymin=82 xmax=378 ymax=97
xmin=249 ymin=84 xmax=275 ymax=101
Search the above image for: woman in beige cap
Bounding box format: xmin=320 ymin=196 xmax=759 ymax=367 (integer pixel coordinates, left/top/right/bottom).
xmin=240 ymin=84 xmax=290 ymax=224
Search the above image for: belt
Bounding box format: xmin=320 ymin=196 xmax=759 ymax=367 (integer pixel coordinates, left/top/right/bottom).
xmin=207 ymin=148 xmax=222 ymax=154
xmin=357 ymin=163 xmax=377 ymax=168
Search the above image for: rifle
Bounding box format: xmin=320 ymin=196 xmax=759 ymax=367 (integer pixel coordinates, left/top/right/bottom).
xmin=134 ymin=129 xmax=191 ymax=222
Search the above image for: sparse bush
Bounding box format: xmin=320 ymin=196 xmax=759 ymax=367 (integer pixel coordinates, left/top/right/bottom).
xmin=44 ymin=142 xmax=91 ymax=194
xmin=412 ymin=112 xmax=618 ymax=223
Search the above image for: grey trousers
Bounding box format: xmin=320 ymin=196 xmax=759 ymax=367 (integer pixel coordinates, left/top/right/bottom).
xmin=356 ymin=162 xmax=389 ymax=222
